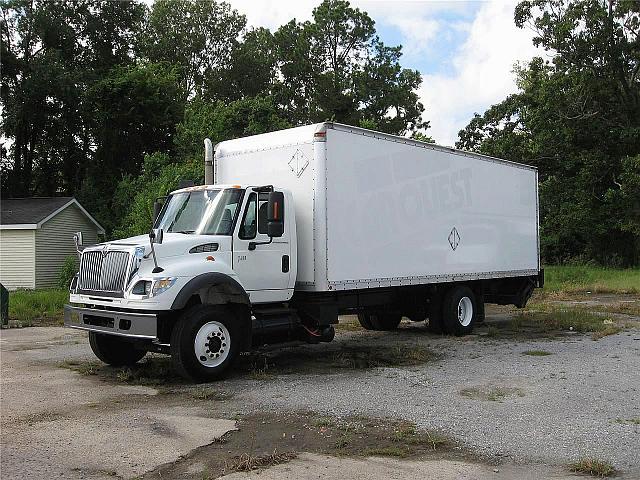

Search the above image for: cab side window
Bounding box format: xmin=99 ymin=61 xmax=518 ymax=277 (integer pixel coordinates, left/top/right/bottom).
xmin=258 ymin=200 xmax=268 ymax=234
xmin=238 ymin=193 xmax=257 ymax=239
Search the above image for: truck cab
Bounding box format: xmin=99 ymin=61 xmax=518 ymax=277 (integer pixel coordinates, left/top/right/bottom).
xmin=66 ymin=184 xmax=303 ymax=381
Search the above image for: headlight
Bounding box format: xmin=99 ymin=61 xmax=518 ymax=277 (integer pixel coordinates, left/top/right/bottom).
xmin=132 ymin=280 xmax=152 ymax=296
xmin=151 ymin=277 xmax=177 ymax=297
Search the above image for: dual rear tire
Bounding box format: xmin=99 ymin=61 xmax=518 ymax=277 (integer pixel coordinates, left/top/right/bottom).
xmin=357 ymin=312 xmax=402 ymax=331
xmin=430 ymin=285 xmax=477 ymax=336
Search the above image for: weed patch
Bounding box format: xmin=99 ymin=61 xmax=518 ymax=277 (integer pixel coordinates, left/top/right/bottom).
xmin=240 ymin=341 xmax=436 ymax=378
xmin=614 ymin=418 xmax=640 ymax=425
xmin=6 ymin=288 xmax=67 ymax=326
xmin=225 ymin=449 xmax=297 ymax=473
xmin=543 ymin=266 xmax=639 ymax=294
xmin=59 ymin=356 xmax=183 ymax=386
xmin=568 ymin=458 xmax=616 ymax=477
xmin=460 ymin=385 xmax=525 ymax=402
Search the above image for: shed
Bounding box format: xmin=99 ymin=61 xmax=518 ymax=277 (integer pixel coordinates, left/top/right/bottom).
xmin=0 ymin=197 xmax=105 ymax=290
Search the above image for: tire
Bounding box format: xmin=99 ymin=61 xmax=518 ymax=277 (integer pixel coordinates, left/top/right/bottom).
xmin=441 ymin=286 xmax=476 ymax=336
xmin=170 ymin=305 xmax=242 ymax=382
xmin=89 ymin=332 xmax=146 ymax=366
xmin=357 ymin=312 xmax=402 ymax=331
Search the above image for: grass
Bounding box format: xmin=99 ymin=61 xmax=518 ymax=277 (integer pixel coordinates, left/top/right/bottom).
xmin=568 ymin=458 xmax=617 ymax=477
xmin=189 ymin=386 xmax=232 ymax=401
xmin=614 ymin=418 xmax=640 ymax=425
xmin=460 ymin=385 xmax=525 ymax=402
xmin=225 ymin=450 xmax=297 ymax=473
xmin=6 ymin=288 xmax=67 ymax=326
xmin=59 ymin=356 xmax=181 ymax=386
xmin=543 ymin=265 xmax=639 ymax=294
xmin=522 ymin=350 xmax=553 ymax=356
xmin=514 ymin=307 xmax=621 ymax=337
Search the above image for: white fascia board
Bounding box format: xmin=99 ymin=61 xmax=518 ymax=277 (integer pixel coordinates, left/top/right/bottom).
xmin=37 ymin=199 xmax=106 ymax=234
xmin=0 ymin=224 xmax=38 ymax=230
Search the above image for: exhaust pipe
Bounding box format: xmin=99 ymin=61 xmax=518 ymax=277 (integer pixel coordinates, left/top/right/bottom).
xmin=204 ymin=138 xmax=214 ymax=185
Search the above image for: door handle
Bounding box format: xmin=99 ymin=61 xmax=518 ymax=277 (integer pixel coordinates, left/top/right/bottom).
xmin=282 ymin=255 xmax=289 ymax=273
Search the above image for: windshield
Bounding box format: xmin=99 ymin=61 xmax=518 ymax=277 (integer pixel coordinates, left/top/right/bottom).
xmin=156 ymin=189 xmax=243 ymax=235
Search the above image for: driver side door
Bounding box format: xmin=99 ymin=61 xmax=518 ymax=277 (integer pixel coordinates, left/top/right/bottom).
xmin=233 ymin=191 xmax=291 ymax=303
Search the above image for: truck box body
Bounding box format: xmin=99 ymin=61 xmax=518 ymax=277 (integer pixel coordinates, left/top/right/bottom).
xmin=216 ymin=122 xmax=539 ymax=293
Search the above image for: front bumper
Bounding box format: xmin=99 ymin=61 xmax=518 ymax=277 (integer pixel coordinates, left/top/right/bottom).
xmin=64 ymin=304 xmax=158 ymax=340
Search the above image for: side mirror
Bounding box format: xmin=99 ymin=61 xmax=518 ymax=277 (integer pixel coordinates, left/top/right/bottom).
xmin=149 ymin=228 xmax=164 ymax=245
xmin=73 ymin=232 xmax=83 ymax=255
xmin=267 ymin=191 xmax=284 ymax=238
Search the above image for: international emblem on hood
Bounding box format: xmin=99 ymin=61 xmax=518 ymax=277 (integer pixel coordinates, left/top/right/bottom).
xmin=448 ymin=227 xmax=460 ymax=251
xmin=101 ymin=245 xmax=110 ymax=257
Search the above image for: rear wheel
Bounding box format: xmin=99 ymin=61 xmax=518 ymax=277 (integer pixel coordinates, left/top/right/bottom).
xmin=170 ymin=305 xmax=241 ymax=382
xmin=89 ymin=332 xmax=146 ymax=366
xmin=357 ymin=312 xmax=402 ymax=331
xmin=441 ymin=286 xmax=476 ymax=336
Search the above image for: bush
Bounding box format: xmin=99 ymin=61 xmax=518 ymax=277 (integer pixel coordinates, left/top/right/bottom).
xmin=58 ymin=256 xmax=78 ymax=289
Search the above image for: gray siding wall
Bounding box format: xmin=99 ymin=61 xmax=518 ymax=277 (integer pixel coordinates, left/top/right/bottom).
xmin=0 ymin=229 xmax=36 ymax=290
xmin=35 ymin=204 xmax=99 ymax=288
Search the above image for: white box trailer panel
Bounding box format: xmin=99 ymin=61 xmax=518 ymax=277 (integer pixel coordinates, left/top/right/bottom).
xmin=215 ymin=124 xmax=318 ymax=285
xmin=215 ymin=123 xmax=539 ymax=293
xmin=323 ymin=126 xmax=539 ymax=290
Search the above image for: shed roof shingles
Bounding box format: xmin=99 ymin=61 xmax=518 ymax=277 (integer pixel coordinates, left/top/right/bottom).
xmin=0 ymin=197 xmax=74 ymax=225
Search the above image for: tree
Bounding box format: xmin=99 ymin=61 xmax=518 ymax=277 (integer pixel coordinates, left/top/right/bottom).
xmin=273 ymin=0 xmax=427 ymax=135
xmin=79 ymin=63 xmax=184 ymax=233
xmin=457 ymin=0 xmax=640 ymax=265
xmin=1 ymin=0 xmax=146 ymax=197
xmin=174 ymin=96 xmax=291 ymax=161
xmin=143 ymin=0 xmax=246 ymax=98
xmin=113 ymin=152 xmax=203 ymax=238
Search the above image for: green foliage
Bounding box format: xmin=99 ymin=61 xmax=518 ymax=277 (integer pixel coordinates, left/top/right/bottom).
xmin=143 ymin=0 xmax=246 ymax=98
xmin=2 ymin=0 xmax=427 ymax=240
xmin=1 ymin=0 xmax=147 ymax=197
xmin=411 ymin=132 xmax=436 ymax=144
xmin=175 ymin=96 xmax=291 ymax=160
xmin=113 ymin=152 xmax=203 ymax=239
xmin=542 ymin=265 xmax=640 ymax=294
xmin=272 ymin=0 xmax=426 ymax=134
xmin=58 ymin=256 xmax=77 ymax=289
xmin=8 ymin=289 xmax=68 ymax=325
xmin=457 ymin=1 xmax=640 ymax=266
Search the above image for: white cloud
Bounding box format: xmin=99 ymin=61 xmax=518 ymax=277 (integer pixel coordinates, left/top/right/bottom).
xmin=419 ymin=0 xmax=542 ymax=146
xmin=227 ymin=0 xmax=543 ymax=146
xmin=227 ymin=0 xmax=318 ymax=30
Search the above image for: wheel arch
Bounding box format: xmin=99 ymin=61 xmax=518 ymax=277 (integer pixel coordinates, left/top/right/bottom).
xmin=171 ymin=273 xmax=252 ymax=349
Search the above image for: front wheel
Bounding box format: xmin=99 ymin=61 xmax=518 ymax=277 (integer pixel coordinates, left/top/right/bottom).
xmin=170 ymin=305 xmax=241 ymax=382
xmin=89 ymin=332 xmax=147 ymax=366
xmin=441 ymin=286 xmax=477 ymax=336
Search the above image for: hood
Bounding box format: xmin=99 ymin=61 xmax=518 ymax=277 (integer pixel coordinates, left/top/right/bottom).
xmin=90 ymin=233 xmax=231 ymax=259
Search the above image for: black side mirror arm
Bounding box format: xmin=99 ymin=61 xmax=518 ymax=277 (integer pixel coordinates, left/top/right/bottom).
xmin=248 ymin=237 xmax=273 ymax=251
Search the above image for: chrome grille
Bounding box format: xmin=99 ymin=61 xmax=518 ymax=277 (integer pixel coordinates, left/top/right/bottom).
xmin=79 ymin=250 xmax=131 ymax=294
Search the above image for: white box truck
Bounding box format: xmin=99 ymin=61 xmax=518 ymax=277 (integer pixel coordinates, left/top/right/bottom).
xmin=65 ymin=123 xmax=543 ymax=381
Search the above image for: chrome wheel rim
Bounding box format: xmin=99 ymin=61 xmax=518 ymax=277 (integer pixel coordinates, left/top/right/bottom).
xmin=194 ymin=321 xmax=230 ymax=367
xmin=457 ymin=297 xmax=473 ymax=327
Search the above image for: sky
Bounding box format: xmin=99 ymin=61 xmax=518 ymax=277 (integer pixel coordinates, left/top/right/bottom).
xmin=226 ymin=0 xmax=544 ymax=146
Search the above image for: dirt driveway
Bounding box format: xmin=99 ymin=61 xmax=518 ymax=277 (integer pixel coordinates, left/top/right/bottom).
xmin=1 ymin=295 xmax=639 ymax=479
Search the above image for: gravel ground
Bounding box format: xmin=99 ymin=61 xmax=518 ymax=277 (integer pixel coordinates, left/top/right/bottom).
xmin=2 ymin=299 xmax=639 ymax=479
xmin=231 ymin=320 xmax=640 ymax=476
